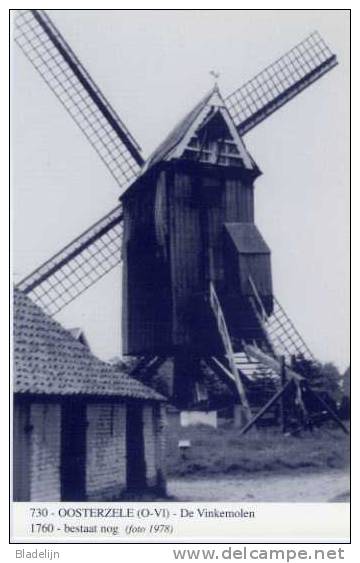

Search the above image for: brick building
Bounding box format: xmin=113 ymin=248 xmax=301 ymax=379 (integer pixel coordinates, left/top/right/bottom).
xmin=13 ymin=288 xmax=167 ymax=501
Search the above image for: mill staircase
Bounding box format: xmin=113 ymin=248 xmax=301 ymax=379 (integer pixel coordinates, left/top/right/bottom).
xmin=208 ymin=278 xmax=316 ymax=428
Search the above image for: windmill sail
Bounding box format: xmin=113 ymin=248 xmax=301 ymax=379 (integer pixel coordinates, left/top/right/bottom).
xmin=15 ymin=18 xmax=338 ymax=325
xmin=14 ymin=9 xmax=144 ymax=188
xmin=17 ymin=206 xmax=123 ymax=316
xmin=265 ymin=297 xmax=315 ymax=361
xmin=226 ymin=32 xmax=338 ymax=136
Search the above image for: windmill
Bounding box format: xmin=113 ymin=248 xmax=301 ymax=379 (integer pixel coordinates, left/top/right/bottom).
xmin=13 ymin=10 xmax=347 ymax=430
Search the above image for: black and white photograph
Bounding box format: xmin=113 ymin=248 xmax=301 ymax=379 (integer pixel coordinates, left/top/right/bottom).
xmin=10 ymin=8 xmax=350 ymax=543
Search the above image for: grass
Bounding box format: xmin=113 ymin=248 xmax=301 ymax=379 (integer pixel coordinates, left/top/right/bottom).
xmin=165 ymin=418 xmax=350 ymax=478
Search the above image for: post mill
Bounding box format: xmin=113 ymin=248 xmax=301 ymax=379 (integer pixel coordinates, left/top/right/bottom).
xmin=14 ymin=10 xmax=347 ymax=431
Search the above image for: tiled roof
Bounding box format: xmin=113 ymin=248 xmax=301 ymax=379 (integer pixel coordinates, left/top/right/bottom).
xmin=225 ymin=223 xmax=271 ymax=254
xmin=69 ymin=327 xmax=83 ymax=340
xmin=13 ymin=288 xmax=164 ymax=401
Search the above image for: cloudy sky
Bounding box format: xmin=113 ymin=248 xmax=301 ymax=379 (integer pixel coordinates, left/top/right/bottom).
xmin=12 ymin=9 xmax=350 ymax=370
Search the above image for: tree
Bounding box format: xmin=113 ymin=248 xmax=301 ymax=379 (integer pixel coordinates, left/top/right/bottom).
xmin=291 ymin=356 xmax=343 ymax=424
xmin=339 ymin=366 xmax=350 ymax=420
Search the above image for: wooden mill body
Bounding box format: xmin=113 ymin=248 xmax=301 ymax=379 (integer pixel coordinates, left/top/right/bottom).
xmin=121 ymin=89 xmax=274 ymax=406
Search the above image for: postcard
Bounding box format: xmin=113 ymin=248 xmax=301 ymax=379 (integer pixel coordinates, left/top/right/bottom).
xmin=10 ymin=8 xmax=350 ymax=545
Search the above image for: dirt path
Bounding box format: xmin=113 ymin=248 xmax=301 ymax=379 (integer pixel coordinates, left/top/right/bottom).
xmin=168 ymin=470 xmax=350 ymax=502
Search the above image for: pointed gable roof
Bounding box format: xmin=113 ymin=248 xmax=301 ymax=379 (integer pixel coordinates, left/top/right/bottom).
xmin=225 ymin=223 xmax=271 ymax=254
xmin=141 ymin=87 xmax=258 ymax=174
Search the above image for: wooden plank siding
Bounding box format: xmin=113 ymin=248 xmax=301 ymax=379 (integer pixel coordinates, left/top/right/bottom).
xmin=13 ymin=402 xmax=31 ymax=501
xmin=238 ymin=253 xmax=273 ymax=301
xmin=224 ymin=178 xmax=254 ymax=223
xmin=168 ymin=172 xmax=202 ymax=346
xmin=122 ymin=175 xmax=172 ymax=355
xmin=122 ymin=161 xmax=261 ymax=354
xmin=168 ymin=168 xmax=256 ymax=348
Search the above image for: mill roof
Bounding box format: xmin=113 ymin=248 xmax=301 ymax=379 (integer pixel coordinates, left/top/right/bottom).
xmin=225 ymin=223 xmax=271 ymax=254
xmin=13 ymin=288 xmax=164 ymax=401
xmin=140 ymin=86 xmax=258 ymax=176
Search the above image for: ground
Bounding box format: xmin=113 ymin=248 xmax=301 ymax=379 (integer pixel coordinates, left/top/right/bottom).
xmin=168 ymin=470 xmax=349 ymax=502
xmin=165 ymin=417 xmax=350 ymax=502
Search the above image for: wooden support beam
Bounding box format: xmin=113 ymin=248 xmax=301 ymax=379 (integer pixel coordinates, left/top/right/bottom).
xmin=209 ymin=282 xmax=252 ymax=421
xmin=207 ymin=357 xmax=253 ymax=430
xmin=244 ymin=343 xmax=348 ymax=434
xmin=247 ymin=294 xmax=276 ymax=355
xmin=248 ymin=275 xmax=268 ymax=321
xmin=240 ymin=379 xmax=294 ymax=435
xmin=128 ymin=356 xmax=154 ymax=377
xmin=139 ymin=356 xmax=167 ymax=382
xmin=173 ymin=351 xmax=202 ymax=409
xmin=279 ymin=355 xmax=287 ymax=433
xmin=306 ymin=386 xmax=349 ymax=435
xmin=210 ymin=356 xmax=235 ymax=383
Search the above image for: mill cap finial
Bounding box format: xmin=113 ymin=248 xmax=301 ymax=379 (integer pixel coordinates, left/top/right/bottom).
xmin=209 ymin=70 xmax=220 ymax=90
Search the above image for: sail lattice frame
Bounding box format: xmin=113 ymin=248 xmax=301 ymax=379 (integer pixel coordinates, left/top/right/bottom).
xmin=17 ymin=206 xmax=123 ymax=316
xmin=14 ymin=9 xmax=144 ymax=189
xmin=14 ymin=15 xmax=339 ymax=327
xmin=265 ymin=297 xmax=316 ymax=362
xmin=226 ymin=31 xmax=338 ymax=135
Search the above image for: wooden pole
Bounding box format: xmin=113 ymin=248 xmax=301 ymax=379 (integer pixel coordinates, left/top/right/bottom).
xmin=280 ymin=355 xmax=287 ymax=433
xmin=173 ymin=351 xmax=201 ymax=408
xmin=208 ymin=357 xmax=252 ymax=430
xmin=209 ymin=283 xmax=252 ymax=422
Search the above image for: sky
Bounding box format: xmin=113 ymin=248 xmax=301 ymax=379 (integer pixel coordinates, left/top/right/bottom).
xmin=12 ymin=9 xmax=350 ymax=371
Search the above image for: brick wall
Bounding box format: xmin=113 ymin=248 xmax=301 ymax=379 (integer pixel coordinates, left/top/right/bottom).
xmin=143 ymin=404 xmax=157 ymax=485
xmin=13 ymin=402 xmax=30 ymax=501
xmin=13 ymin=399 xmax=166 ymax=502
xmin=155 ymin=404 xmax=167 ymax=494
xmin=29 ymin=403 xmax=61 ymax=501
xmin=86 ymin=403 xmax=126 ymax=499
xmin=143 ymin=403 xmax=167 ymax=492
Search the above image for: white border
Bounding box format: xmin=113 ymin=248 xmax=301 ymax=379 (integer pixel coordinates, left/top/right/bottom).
xmin=3 ymin=2 xmax=354 ymax=561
